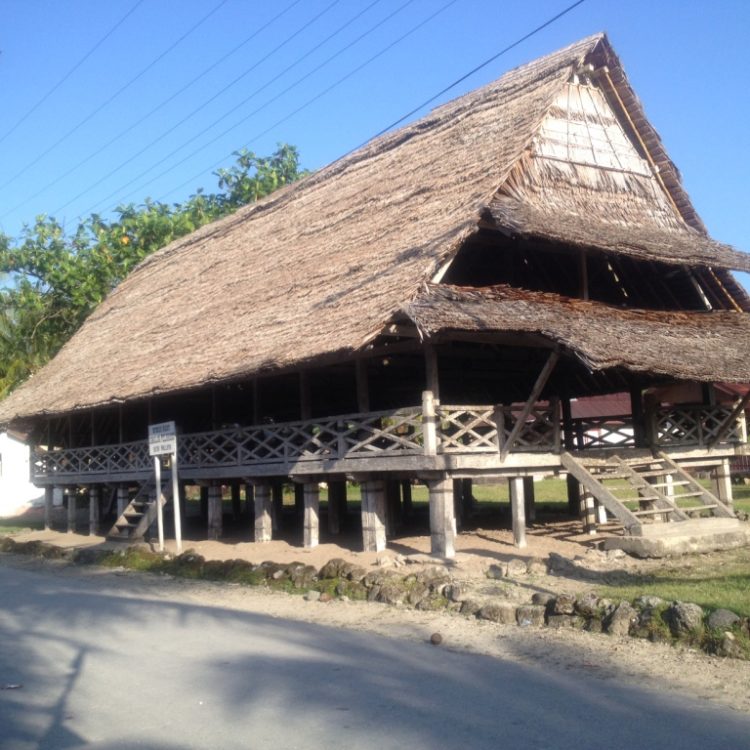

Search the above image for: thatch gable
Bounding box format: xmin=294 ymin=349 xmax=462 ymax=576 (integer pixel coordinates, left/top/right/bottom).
xmin=1 ymin=33 xmax=747 ymax=425
xmin=405 ymin=284 xmax=750 ymax=383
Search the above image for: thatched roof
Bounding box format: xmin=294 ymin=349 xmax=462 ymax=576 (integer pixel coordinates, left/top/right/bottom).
xmin=1 ymin=33 xmax=748 ymax=425
xmin=406 ymin=284 xmax=750 ymax=383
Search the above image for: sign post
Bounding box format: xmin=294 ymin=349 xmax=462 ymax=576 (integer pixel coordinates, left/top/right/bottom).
xmin=148 ymin=421 xmax=182 ymax=553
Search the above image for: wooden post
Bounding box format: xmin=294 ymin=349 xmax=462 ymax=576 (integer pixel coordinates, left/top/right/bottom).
xmin=294 ymin=482 xmax=304 ymax=518
xmin=509 ymin=477 xmax=527 ymax=549
xmin=328 ymin=480 xmax=346 ymax=535
xmin=401 ymin=480 xmax=413 ymax=518
xmin=424 ymin=343 xmax=440 ymax=400
xmin=272 ymin=481 xmax=283 ymax=532
xmin=44 ymin=486 xmax=54 ymax=531
xmin=230 ymin=481 xmax=242 ymax=521
xmin=254 ymin=482 xmax=273 ymax=542
xmin=582 ymin=488 xmax=597 ymax=534
xmin=385 ymin=479 xmax=401 ymax=537
xmin=89 ymin=486 xmax=100 ymax=536
xmin=117 ymin=485 xmax=129 ymax=517
xmin=154 ymin=457 xmax=164 ymax=551
xmin=67 ymin=489 xmax=77 ymax=534
xmin=423 ymin=390 xmax=438 ymax=456
xmin=200 ymin=486 xmax=208 ymax=519
xmin=245 ymin=482 xmax=255 ymax=518
xmin=714 ymin=459 xmax=734 ymax=509
xmin=453 ymin=479 xmax=464 ymax=532
xmin=303 ymin=482 xmax=320 ymax=548
xmin=630 ymin=381 xmax=647 ymax=448
xmin=428 ymin=477 xmax=456 ymax=558
xmin=207 ymin=483 xmax=222 ymax=541
xmin=361 ymin=479 xmax=387 ymax=553
xmin=523 ymin=476 xmax=536 ymax=522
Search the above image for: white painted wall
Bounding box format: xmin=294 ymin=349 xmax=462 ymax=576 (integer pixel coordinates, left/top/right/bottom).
xmin=0 ymin=432 xmax=43 ymax=516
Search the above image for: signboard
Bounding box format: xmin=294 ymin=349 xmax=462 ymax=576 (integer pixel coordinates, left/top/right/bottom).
xmin=148 ymin=421 xmax=177 ymax=457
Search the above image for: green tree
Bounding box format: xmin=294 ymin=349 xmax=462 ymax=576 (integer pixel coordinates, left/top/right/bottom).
xmin=0 ymin=143 xmax=305 ymax=397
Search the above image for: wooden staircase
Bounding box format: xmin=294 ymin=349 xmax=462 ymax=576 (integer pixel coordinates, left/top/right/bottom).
xmin=106 ymin=479 xmax=171 ymax=542
xmin=561 ymin=451 xmax=735 ymax=536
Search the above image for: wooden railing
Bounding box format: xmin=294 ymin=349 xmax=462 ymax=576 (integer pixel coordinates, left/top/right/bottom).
xmin=30 ymin=403 xmax=744 ymax=481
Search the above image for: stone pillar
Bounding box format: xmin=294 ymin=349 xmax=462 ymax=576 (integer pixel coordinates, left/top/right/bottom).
xmin=714 ymin=459 xmax=733 ymax=509
xmin=254 ymin=482 xmax=273 ymax=542
xmin=231 ymin=482 xmax=242 ymax=521
xmin=117 ymin=485 xmax=129 ymax=518
xmin=361 ymin=480 xmax=387 ymax=553
xmin=328 ymin=481 xmax=347 ymax=535
xmin=523 ymin=476 xmax=536 ymax=522
xmin=67 ymin=489 xmax=77 ymax=534
xmin=89 ymin=486 xmax=100 ymax=536
xmin=303 ymin=482 xmax=320 ymax=549
xmin=509 ymin=477 xmax=527 ymax=549
xmin=272 ymin=481 xmax=283 ymax=532
xmin=207 ymin=483 xmax=223 ymax=540
xmin=44 ymin=486 xmax=54 ymax=531
xmin=428 ymin=477 xmax=456 ymax=559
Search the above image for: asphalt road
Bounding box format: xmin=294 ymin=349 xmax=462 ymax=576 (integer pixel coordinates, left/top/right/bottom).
xmin=1 ymin=560 xmax=749 ymax=750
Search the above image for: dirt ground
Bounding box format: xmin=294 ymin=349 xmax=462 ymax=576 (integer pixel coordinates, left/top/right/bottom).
xmin=4 ymin=504 xmax=750 ymax=713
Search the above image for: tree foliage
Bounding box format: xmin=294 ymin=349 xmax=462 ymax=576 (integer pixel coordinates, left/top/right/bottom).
xmin=0 ymin=144 xmax=306 ymax=398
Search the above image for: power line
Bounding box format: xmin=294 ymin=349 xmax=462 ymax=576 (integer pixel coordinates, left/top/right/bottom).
xmin=60 ymin=0 xmax=345 ymax=217
xmin=1 ymin=0 xmax=305 ymax=221
xmin=367 ymin=0 xmax=586 ymax=142
xmin=0 ymin=0 xmax=230 ymax=193
xmin=0 ymin=0 xmax=146 ymax=146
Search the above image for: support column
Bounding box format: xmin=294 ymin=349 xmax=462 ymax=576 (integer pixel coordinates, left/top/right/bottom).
xmin=453 ymin=479 xmax=464 ymax=532
xmin=44 ymin=486 xmax=54 ymax=531
xmin=581 ymin=488 xmax=597 ymax=535
xmin=429 ymin=477 xmax=455 ymax=558
xmin=207 ymin=483 xmax=223 ymax=540
xmin=117 ymin=485 xmax=129 ymax=518
xmin=303 ymin=482 xmax=320 ymax=549
xmin=523 ymin=476 xmax=536 ymax=522
xmin=231 ymin=482 xmax=242 ymax=522
xmin=244 ymin=482 xmax=255 ymax=518
xmin=401 ymin=480 xmax=413 ymax=518
xmin=67 ymin=489 xmax=77 ymax=534
xmin=254 ymin=482 xmax=273 ymax=542
xmin=200 ymin=486 xmax=208 ymax=520
xmin=361 ymin=479 xmax=387 ymax=553
xmin=509 ymin=477 xmax=527 ymax=549
xmin=385 ymin=479 xmax=401 ymax=537
xmin=714 ymin=459 xmax=734 ymax=509
xmin=89 ymin=486 xmax=100 ymax=536
xmin=328 ymin=481 xmax=347 ymax=535
xmin=294 ymin=483 xmax=304 ymax=518
xmin=272 ymin=481 xmax=283 ymax=532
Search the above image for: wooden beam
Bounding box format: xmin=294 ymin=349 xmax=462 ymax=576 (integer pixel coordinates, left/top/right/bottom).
xmin=509 ymin=477 xmax=526 ymax=548
xmin=254 ymin=482 xmax=273 ymax=542
xmin=499 ymin=350 xmax=560 ymax=461
xmin=303 ymin=482 xmax=320 ymax=548
xmin=708 ymin=390 xmax=750 ymax=448
xmin=428 ymin=477 xmax=455 ymax=558
xmin=424 ymin=343 xmax=440 ymax=400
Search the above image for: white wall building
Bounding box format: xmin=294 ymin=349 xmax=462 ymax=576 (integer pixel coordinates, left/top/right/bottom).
xmin=0 ymin=431 xmax=43 ymax=516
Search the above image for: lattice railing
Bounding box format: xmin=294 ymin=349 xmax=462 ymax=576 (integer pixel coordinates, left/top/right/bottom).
xmin=653 ymin=405 xmax=741 ymax=447
xmin=570 ymin=415 xmax=635 ymax=449
xmin=33 ymin=440 xmax=151 ymax=480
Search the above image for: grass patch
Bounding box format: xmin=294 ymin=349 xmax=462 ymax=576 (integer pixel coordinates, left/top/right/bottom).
xmin=597 ymin=548 xmax=750 ymax=617
xmin=0 ymin=515 xmax=44 ymax=536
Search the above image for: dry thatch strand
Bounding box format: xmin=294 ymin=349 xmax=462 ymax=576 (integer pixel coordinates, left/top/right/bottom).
xmin=406 ymin=284 xmax=750 ymax=382
xmin=1 ymin=32 xmax=748 ymax=427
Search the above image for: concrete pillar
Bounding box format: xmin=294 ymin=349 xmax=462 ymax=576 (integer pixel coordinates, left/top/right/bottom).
xmin=44 ymin=486 xmax=54 ymax=531
xmin=714 ymin=459 xmax=733 ymax=509
xmin=117 ymin=485 xmax=129 ymax=518
xmin=254 ymin=483 xmax=273 ymax=542
xmin=361 ymin=480 xmax=387 ymax=553
xmin=328 ymin=481 xmax=347 ymax=535
xmin=207 ymin=483 xmax=223 ymax=540
xmin=67 ymin=489 xmax=77 ymax=534
xmin=523 ymin=476 xmax=536 ymax=522
xmin=89 ymin=486 xmax=100 ymax=536
xmin=272 ymin=481 xmax=283 ymax=532
xmin=303 ymin=482 xmax=320 ymax=549
xmin=509 ymin=477 xmax=527 ymax=548
xmin=428 ymin=478 xmax=456 ymax=559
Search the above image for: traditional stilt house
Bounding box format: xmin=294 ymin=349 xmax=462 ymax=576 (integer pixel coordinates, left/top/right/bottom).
xmin=2 ymin=33 xmax=749 ymax=557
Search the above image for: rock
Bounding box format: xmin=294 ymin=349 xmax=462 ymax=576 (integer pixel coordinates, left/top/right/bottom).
xmin=516 ymin=605 xmax=545 ymax=627
xmin=416 ymin=567 xmax=452 ymax=592
xmin=478 ymin=603 xmax=517 ymax=624
xmin=460 ymin=599 xmax=482 ymax=616
xmin=415 ymin=595 xmax=449 ymax=611
xmin=376 ymin=581 xmax=408 ymax=606
xmin=526 ymin=558 xmax=547 ymax=576
xmin=667 ymin=602 xmax=705 ymax=639
xmin=319 ymin=558 xmax=347 ymax=579
xmin=574 ymin=592 xmax=601 ymax=618
xmin=604 ymin=601 xmax=637 ymax=636
xmin=547 ymin=614 xmax=584 ymax=629
xmin=605 ymin=548 xmax=626 ymax=560
xmin=714 ymin=632 xmax=745 ymax=659
xmin=506 ymin=559 xmax=528 ymax=578
xmin=443 ymin=584 xmax=465 ymax=603
xmin=531 ymin=592 xmax=554 ymax=607
xmin=342 ymin=564 xmax=368 ymax=582
xmin=547 ymin=552 xmax=577 ymax=575
xmin=551 ymin=594 xmax=576 ymax=615
xmin=303 ymin=590 xmax=321 ymax=602
xmin=487 ymin=563 xmax=508 ymax=580
xmin=430 ymin=632 xmax=443 ymax=646
xmin=585 ymin=618 xmax=603 ymax=633
xmin=631 ymin=607 xmax=671 ymax=642
xmin=634 ymin=595 xmax=665 ymax=610
xmin=707 ymin=608 xmax=741 ymax=631
xmin=319 ymin=592 xmax=333 ymax=603
xmin=289 ymin=564 xmax=318 ymax=589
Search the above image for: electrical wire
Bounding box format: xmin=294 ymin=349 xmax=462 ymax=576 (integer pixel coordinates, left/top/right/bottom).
xmin=0 ymin=0 xmax=146 ymax=146
xmin=0 ymin=0 xmax=230 ymax=193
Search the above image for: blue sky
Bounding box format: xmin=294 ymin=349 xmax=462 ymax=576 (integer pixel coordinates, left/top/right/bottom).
xmin=1 ymin=0 xmax=748 ymax=262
